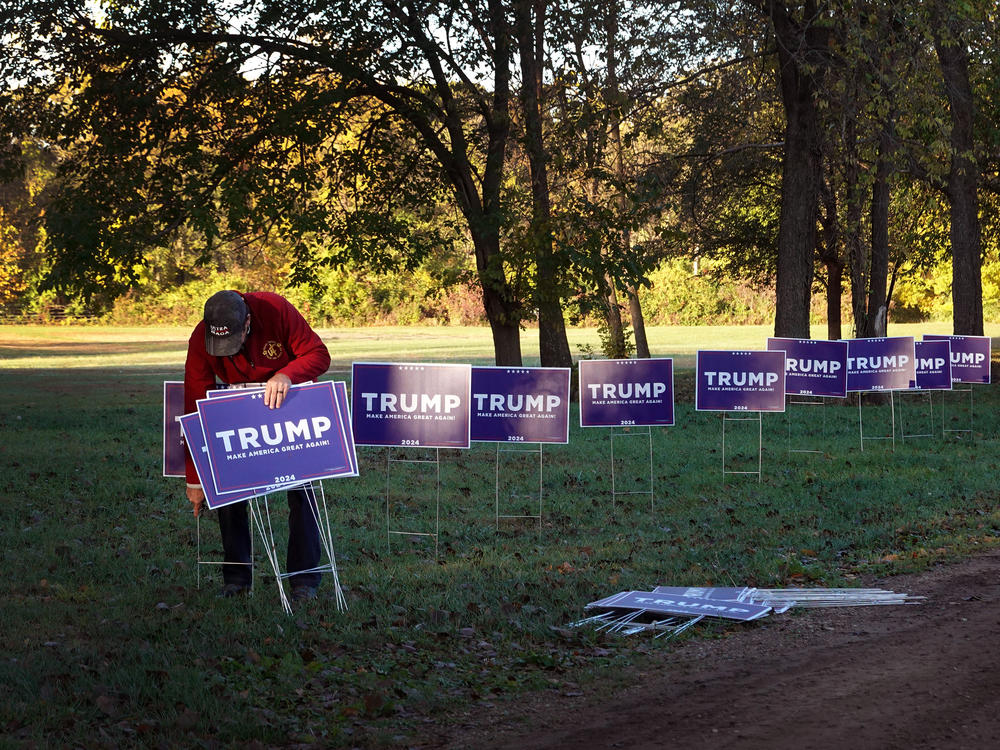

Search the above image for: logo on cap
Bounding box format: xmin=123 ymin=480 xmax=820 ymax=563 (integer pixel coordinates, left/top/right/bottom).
xmin=210 ymin=324 xmax=232 ymax=337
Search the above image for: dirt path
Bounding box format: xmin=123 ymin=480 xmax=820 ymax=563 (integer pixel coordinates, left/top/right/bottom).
xmin=426 ymin=551 xmax=1000 ymax=749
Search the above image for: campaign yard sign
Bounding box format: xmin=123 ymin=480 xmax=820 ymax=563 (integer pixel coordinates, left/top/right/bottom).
xmin=197 ymin=381 xmax=357 ymax=496
xmin=923 ymin=334 xmax=991 ymax=384
xmin=163 ymin=381 xmax=186 ymax=477
xmin=332 ymin=381 xmax=359 ymax=476
xmin=578 ymin=358 xmax=675 ymax=427
xmin=585 ymin=590 xmax=771 ymax=622
xmin=652 ymin=585 xmax=754 ymax=601
xmin=470 ymin=367 xmax=571 ymax=443
xmin=207 ymin=381 xmax=359 ymax=476
xmin=846 ymin=337 xmax=916 ymax=392
xmin=178 ymin=412 xmax=303 ymax=509
xmin=766 ymin=338 xmax=848 ymax=398
xmin=695 ymin=350 xmax=786 ymax=412
xmin=351 ymin=362 xmax=472 ymax=448
xmin=911 ymin=339 xmax=953 ymax=391
xmin=588 ymin=586 xmax=752 ymax=609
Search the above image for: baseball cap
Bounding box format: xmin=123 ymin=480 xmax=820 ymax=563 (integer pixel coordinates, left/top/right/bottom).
xmin=203 ymin=291 xmax=248 ymax=357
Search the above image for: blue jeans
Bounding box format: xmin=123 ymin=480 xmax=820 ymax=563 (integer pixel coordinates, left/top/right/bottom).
xmin=217 ymin=484 xmax=322 ymax=589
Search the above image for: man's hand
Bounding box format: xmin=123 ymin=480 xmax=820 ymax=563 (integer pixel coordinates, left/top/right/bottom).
xmin=186 ymin=485 xmax=207 ymax=517
xmin=264 ymin=373 xmax=293 ymax=409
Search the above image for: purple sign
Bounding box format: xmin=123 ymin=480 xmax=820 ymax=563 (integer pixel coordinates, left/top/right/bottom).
xmin=846 ymin=337 xmax=915 ymax=392
xmin=351 ymin=362 xmax=471 ymax=448
xmin=163 ymin=381 xmax=186 ymax=477
xmin=205 ymin=381 xmax=358 ymax=476
xmin=578 ymin=358 xmax=675 ymax=427
xmin=924 ymin=334 xmax=991 ymax=384
xmin=590 ymin=586 xmax=751 ymax=609
xmin=197 ymin=382 xmax=356 ymax=495
xmin=586 ymin=590 xmax=771 ymax=621
xmin=695 ymin=350 xmax=786 ymax=412
xmin=332 ymin=381 xmax=359 ymax=476
xmin=652 ymin=585 xmax=753 ymax=601
xmin=178 ymin=412 xmax=302 ymax=509
xmin=911 ymin=340 xmax=952 ymax=390
xmin=766 ymin=338 xmax=848 ymax=398
xmin=470 ymin=367 xmax=570 ymax=443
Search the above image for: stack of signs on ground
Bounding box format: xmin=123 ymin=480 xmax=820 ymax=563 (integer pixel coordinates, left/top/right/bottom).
xmin=651 ymin=585 xmax=794 ymax=613
xmin=178 ymin=381 xmax=358 ymax=510
xmin=575 ymin=583 xmax=922 ymax=636
xmin=649 ymin=585 xmax=922 ymax=608
xmin=577 ymin=588 xmax=773 ymax=636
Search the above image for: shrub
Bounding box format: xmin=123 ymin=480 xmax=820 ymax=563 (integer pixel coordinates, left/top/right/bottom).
xmin=637 ymin=259 xmax=774 ymax=325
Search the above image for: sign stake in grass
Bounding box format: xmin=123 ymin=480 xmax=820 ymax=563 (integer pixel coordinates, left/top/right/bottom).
xmin=386 ymin=447 xmax=441 ymax=557
xmin=786 ymin=395 xmax=829 ymax=455
xmin=858 ymin=391 xmax=897 ymax=453
xmin=896 ymin=389 xmax=937 ymax=440
xmin=494 ymin=442 xmax=544 ymax=531
xmin=196 ymin=512 xmax=253 ymax=591
xmin=610 ymin=426 xmax=655 ymax=511
xmin=245 ymin=482 xmax=348 ymax=613
xmin=722 ymin=411 xmax=764 ymax=482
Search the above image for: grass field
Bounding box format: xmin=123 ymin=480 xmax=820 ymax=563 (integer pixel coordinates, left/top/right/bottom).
xmin=3 ymin=323 xmax=1000 ymax=747
xmin=3 ymin=321 xmax=991 ymax=370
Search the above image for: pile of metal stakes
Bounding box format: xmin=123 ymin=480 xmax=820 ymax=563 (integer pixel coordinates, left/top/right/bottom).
xmin=569 ymin=585 xmax=923 ymax=640
xmin=752 ymin=587 xmax=924 ymax=609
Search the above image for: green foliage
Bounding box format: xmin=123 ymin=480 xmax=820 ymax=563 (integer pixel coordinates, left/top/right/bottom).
xmin=893 ymin=257 xmax=1000 ymax=324
xmin=576 ymin=315 xmax=636 ymax=360
xmin=637 ymin=259 xmax=775 ymax=326
xmin=0 ymin=208 xmax=26 ymax=303
xmin=104 ymin=272 xmax=253 ymax=326
xmin=103 ymin=264 xmax=489 ymax=328
xmin=286 ymin=265 xmax=486 ymax=327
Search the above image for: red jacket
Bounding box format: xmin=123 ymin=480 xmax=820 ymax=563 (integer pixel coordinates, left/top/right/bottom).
xmin=183 ymin=291 xmax=331 ymax=485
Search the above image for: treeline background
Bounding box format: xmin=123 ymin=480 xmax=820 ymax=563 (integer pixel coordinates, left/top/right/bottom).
xmin=35 ymin=257 xmax=1000 ymax=329
xmin=1 ymin=2 xmax=998 ymax=344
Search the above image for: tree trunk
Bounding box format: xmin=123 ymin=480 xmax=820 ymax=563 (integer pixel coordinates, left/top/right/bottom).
xmin=603 ymin=274 xmax=628 ymax=358
xmin=935 ymin=28 xmax=983 ymax=336
xmin=843 ymin=116 xmax=870 ymax=340
xmin=433 ymin=0 xmax=523 ymax=365
xmin=825 ymin=262 xmax=843 ymax=340
xmin=515 ymin=0 xmax=572 ymax=367
xmin=627 ymin=284 xmax=650 ymax=357
xmin=769 ymin=1 xmax=825 ymax=338
xmin=818 ymin=174 xmax=843 ymax=340
xmin=604 ymin=0 xmax=648 ymax=359
xmin=865 ymin=133 xmax=891 ymax=338
xmin=471 ymin=231 xmax=523 ymax=365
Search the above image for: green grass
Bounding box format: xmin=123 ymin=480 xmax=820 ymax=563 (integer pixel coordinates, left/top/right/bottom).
xmin=3 ymin=324 xmax=1000 ymax=747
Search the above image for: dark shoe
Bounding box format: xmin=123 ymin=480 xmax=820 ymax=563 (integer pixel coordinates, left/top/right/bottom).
xmin=291 ymin=585 xmax=318 ymax=602
xmin=218 ymin=583 xmax=251 ymax=598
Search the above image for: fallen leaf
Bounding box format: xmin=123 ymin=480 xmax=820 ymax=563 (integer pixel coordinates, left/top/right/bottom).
xmin=95 ymin=694 xmax=118 ymax=717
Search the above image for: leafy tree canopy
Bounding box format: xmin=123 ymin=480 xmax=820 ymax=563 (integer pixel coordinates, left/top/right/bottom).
xmin=1 ymin=1 xmax=497 ymax=307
